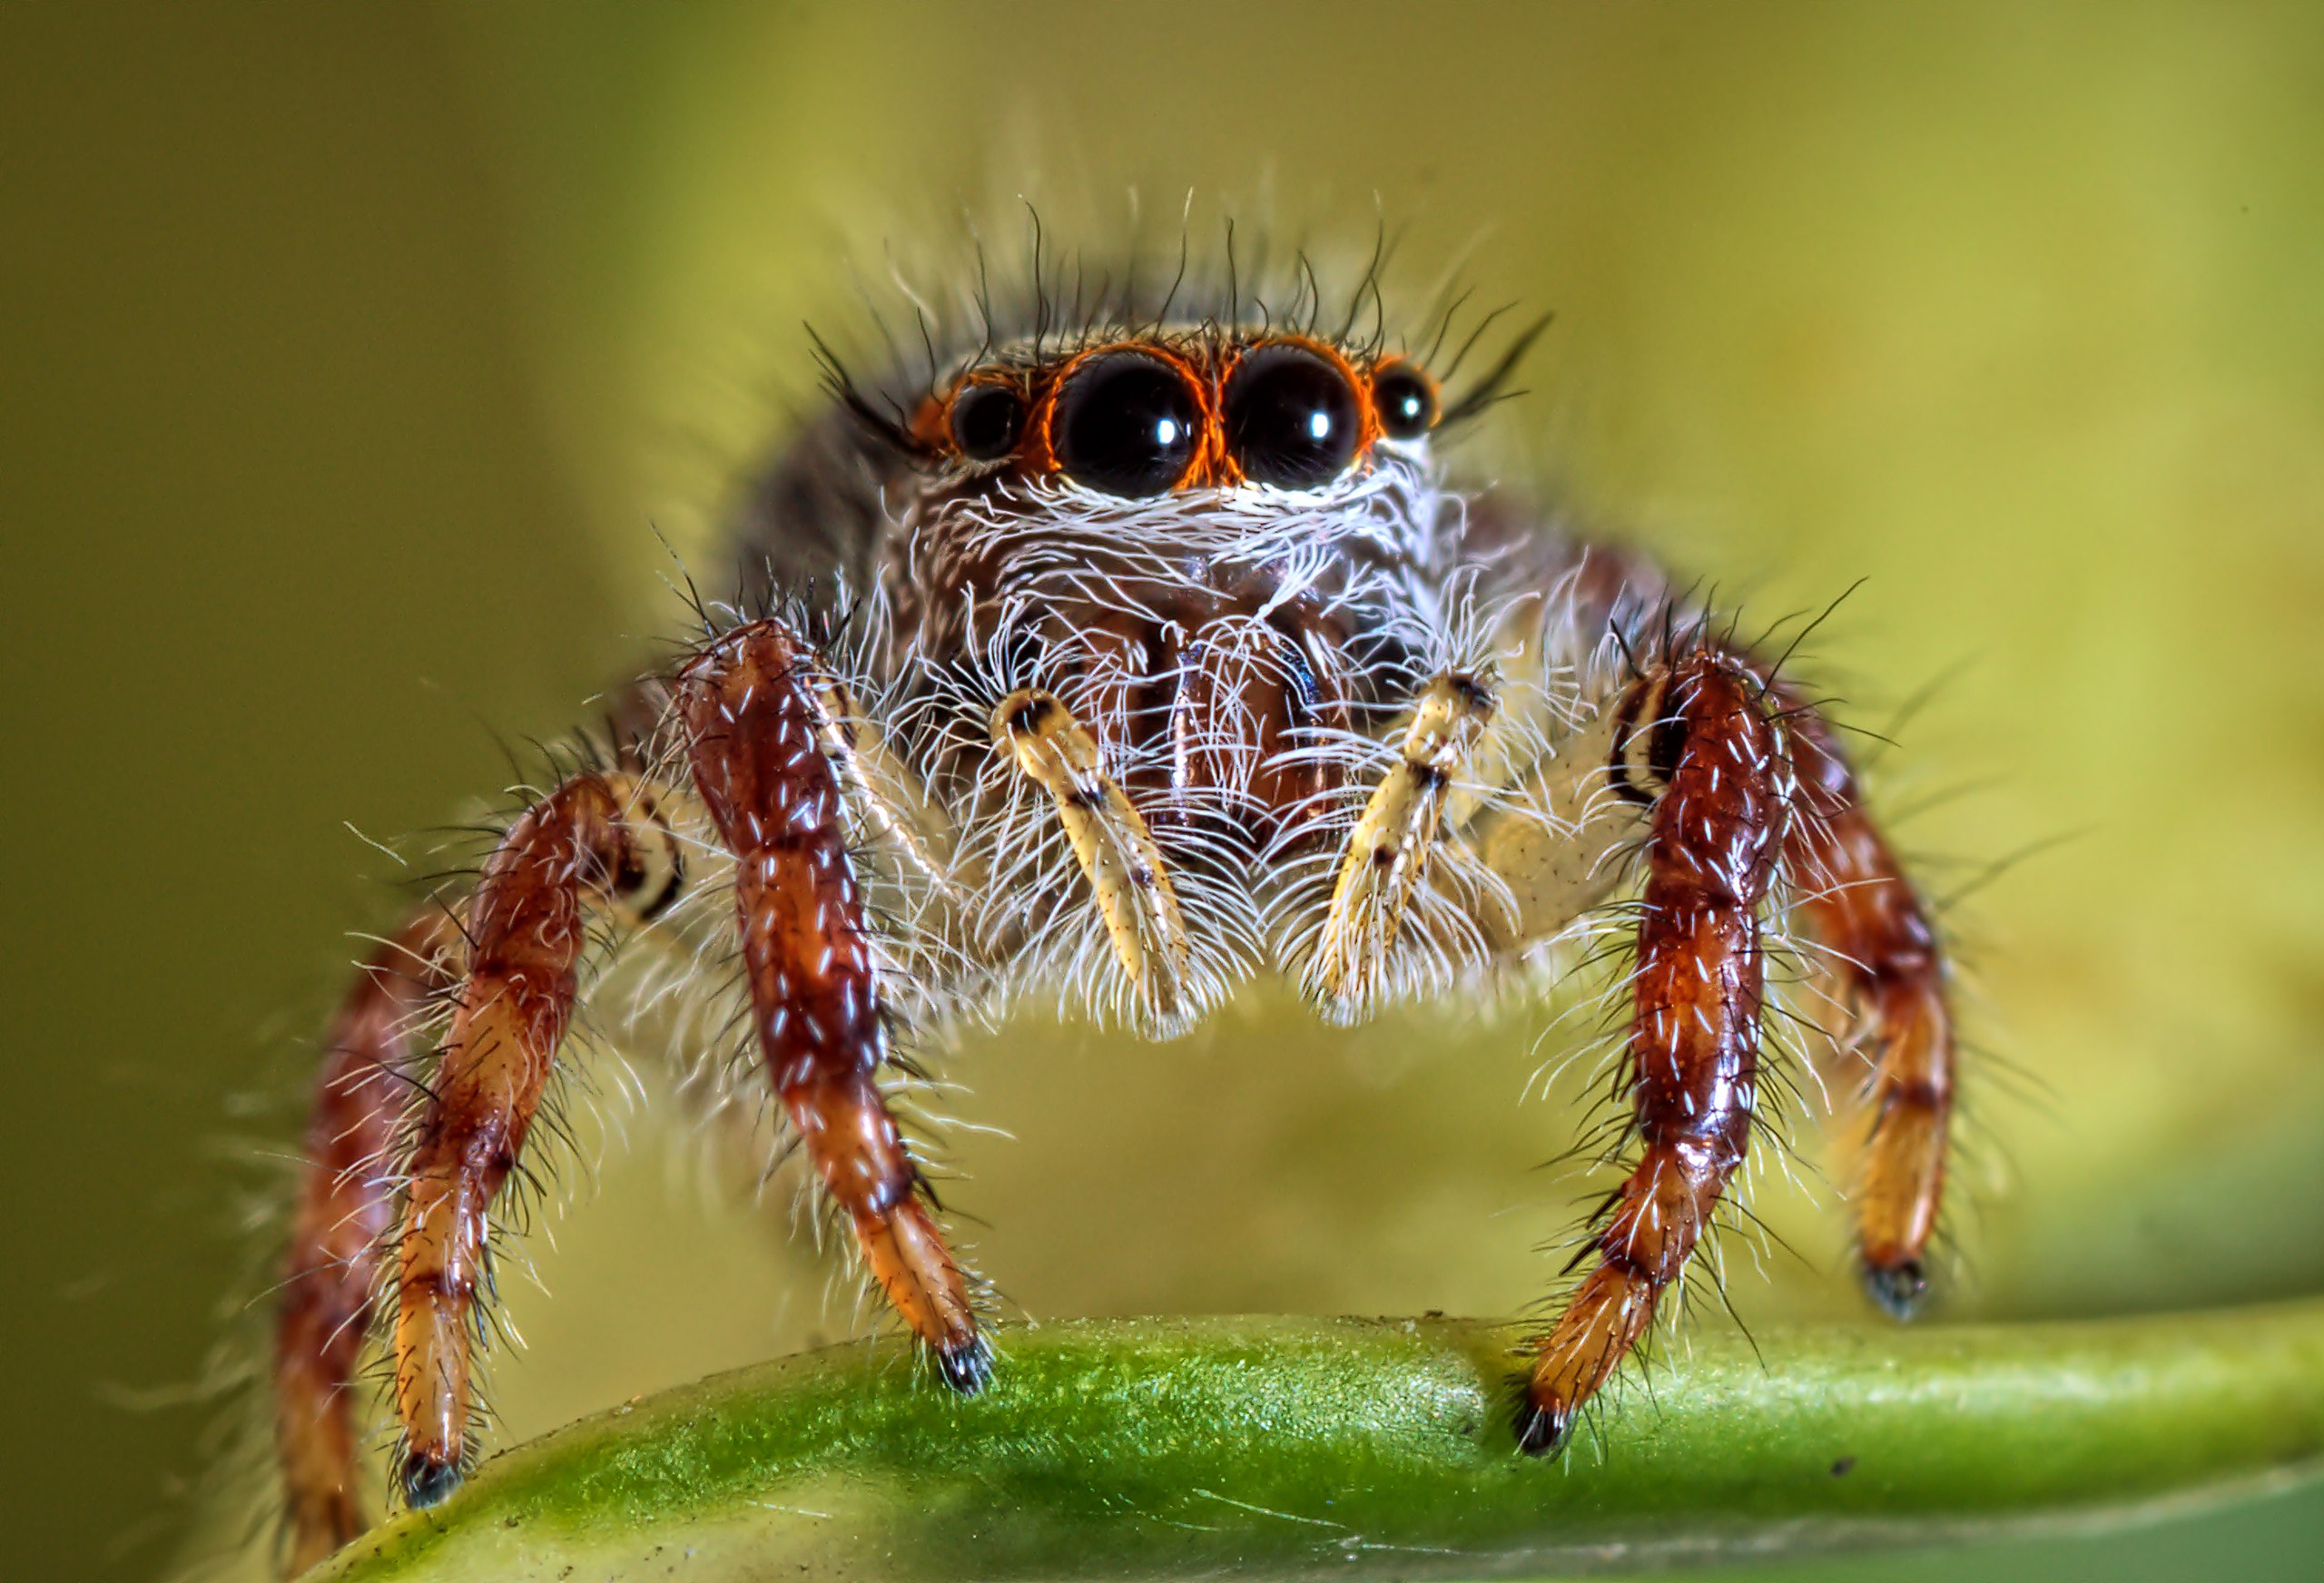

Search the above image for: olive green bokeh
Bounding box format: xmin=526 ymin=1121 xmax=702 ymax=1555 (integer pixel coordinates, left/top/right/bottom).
xmin=4 ymin=4 xmax=2321 ymax=1581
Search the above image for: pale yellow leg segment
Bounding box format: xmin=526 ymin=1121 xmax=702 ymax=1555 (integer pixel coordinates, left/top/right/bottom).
xmin=1305 ymin=670 xmax=1498 ymax=1011
xmin=990 ymin=688 xmax=1192 ymax=1019
xmin=806 ymin=673 xmax=980 ymax=971
xmin=812 ymin=674 xmax=965 ymax=895
xmin=1465 ymin=683 xmax=1657 ymax=952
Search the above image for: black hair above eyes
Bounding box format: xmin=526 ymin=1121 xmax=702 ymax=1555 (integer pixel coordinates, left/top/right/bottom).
xmin=1051 ymin=351 xmax=1202 ymax=497
xmin=1223 ymin=345 xmax=1362 ymax=489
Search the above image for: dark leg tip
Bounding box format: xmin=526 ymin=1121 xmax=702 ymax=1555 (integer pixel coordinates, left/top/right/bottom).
xmin=1863 ymin=1257 xmax=1929 ymax=1321
xmin=935 ymin=1333 xmax=994 ymax=1395
xmin=399 ymin=1451 xmax=463 ymax=1510
xmin=1514 ymin=1399 xmax=1573 ymax=1458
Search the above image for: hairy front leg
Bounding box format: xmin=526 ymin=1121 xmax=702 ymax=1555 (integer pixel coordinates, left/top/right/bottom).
xmin=680 ymin=621 xmax=988 ymax=1390
xmin=1519 ymin=651 xmax=1792 ymax=1454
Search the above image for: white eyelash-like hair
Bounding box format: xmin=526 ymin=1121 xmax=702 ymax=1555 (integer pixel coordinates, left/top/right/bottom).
xmin=864 ymin=443 xmax=1531 ymax=1034
xmin=908 ymin=452 xmax=1451 ymax=595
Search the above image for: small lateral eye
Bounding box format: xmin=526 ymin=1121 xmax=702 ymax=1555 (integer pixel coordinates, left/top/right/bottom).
xmin=948 ymin=382 xmax=1027 ymax=463
xmin=1223 ymin=344 xmax=1362 ymax=489
xmin=1051 ymin=351 xmax=1204 ymax=497
xmin=1370 ymin=363 xmax=1438 ymax=441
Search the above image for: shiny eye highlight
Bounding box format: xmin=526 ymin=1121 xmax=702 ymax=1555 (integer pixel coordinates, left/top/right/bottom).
xmin=948 ymin=381 xmax=1027 ymax=463
xmin=1369 ymin=362 xmax=1438 ymax=441
xmin=1050 ymin=351 xmax=1204 ymax=497
xmin=1223 ymin=344 xmax=1362 ymax=489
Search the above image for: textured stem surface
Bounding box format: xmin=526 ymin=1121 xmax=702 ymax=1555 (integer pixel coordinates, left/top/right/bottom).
xmin=310 ymin=1300 xmax=2324 ymax=1581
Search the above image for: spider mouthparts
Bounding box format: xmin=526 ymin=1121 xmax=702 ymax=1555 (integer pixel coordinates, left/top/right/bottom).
xmin=399 ymin=1450 xmax=463 ymax=1510
xmin=1513 ymin=1398 xmax=1574 ymax=1459
xmin=1862 ymin=1257 xmax=1930 ymax=1321
xmin=935 ymin=1334 xmax=995 ymax=1396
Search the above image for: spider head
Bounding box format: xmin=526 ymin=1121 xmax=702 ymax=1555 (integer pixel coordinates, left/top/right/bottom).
xmin=881 ymin=327 xmax=1455 ymax=652
xmin=858 ymin=330 xmax=1460 ymax=847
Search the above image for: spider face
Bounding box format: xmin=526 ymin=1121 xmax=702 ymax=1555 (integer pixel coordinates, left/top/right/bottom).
xmin=912 ymin=330 xmax=1438 ymax=496
xmin=880 ymin=327 xmax=1457 ymax=878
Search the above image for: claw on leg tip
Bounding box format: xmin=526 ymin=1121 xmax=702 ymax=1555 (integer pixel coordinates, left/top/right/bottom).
xmin=937 ymin=1334 xmax=993 ymax=1395
xmin=1863 ymin=1256 xmax=1929 ymax=1321
xmin=399 ymin=1450 xmax=462 ymax=1510
xmin=1514 ymin=1397 xmax=1573 ymax=1458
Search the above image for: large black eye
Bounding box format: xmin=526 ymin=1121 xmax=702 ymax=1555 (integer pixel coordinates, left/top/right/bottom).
xmin=1369 ymin=363 xmax=1438 ymax=440
xmin=948 ymin=382 xmax=1026 ymax=462
xmin=1223 ymin=344 xmax=1363 ymax=489
xmin=1051 ymin=351 xmax=1202 ymax=497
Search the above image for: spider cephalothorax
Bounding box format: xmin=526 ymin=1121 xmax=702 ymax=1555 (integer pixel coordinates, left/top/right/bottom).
xmin=266 ymin=235 xmax=1955 ymax=1578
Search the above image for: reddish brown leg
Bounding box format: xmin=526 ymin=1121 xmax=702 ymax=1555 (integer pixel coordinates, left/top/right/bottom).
xmin=1782 ymin=700 xmax=1954 ymax=1315
xmin=677 ymin=620 xmax=987 ymax=1389
xmin=392 ymin=773 xmax=682 ymax=1506
xmin=1520 ymin=651 xmax=1790 ymax=1455
xmin=274 ymin=914 xmax=456 ymax=1577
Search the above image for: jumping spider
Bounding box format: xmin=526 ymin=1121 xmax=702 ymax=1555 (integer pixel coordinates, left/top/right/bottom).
xmin=270 ymin=238 xmax=1953 ymax=1576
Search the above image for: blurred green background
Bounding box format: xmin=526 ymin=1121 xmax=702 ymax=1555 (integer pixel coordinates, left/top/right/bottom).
xmin=4 ymin=3 xmax=2321 ymax=1579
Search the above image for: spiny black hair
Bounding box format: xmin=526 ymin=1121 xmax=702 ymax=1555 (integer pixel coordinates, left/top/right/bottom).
xmin=804 ymin=203 xmax=1551 ymax=460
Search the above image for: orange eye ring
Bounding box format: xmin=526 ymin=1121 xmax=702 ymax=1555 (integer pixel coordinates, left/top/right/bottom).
xmin=1218 ymin=339 xmax=1368 ymax=489
xmin=1038 ymin=344 xmax=1214 ymax=497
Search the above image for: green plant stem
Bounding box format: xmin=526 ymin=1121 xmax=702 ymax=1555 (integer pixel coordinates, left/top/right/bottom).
xmin=316 ymin=1300 xmax=2324 ymax=1581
